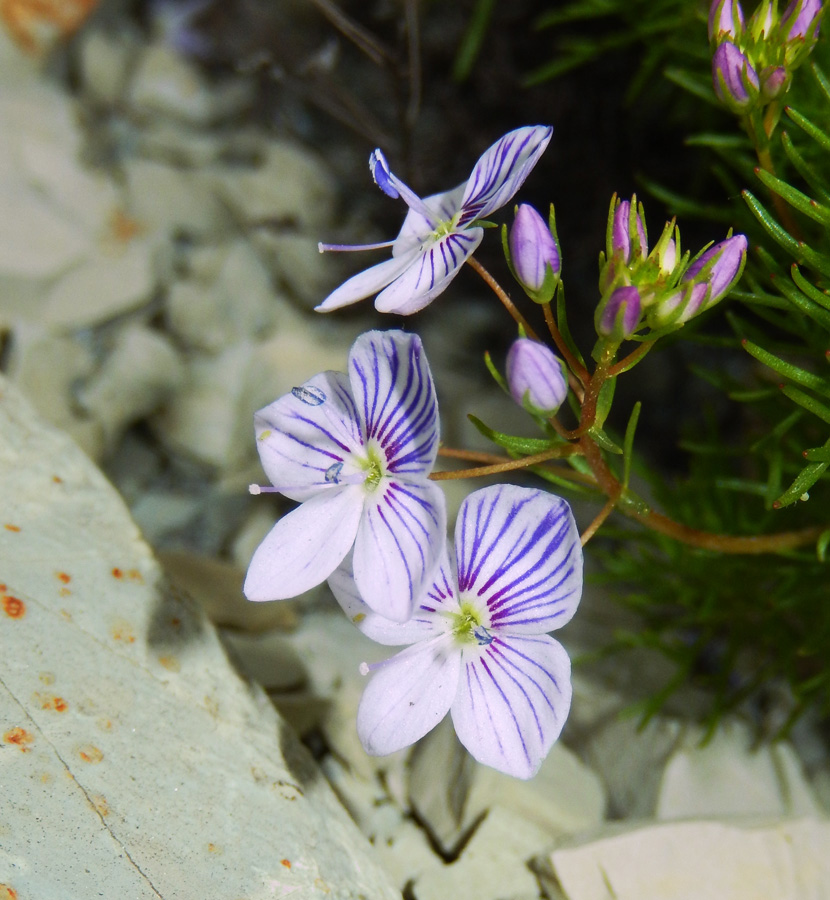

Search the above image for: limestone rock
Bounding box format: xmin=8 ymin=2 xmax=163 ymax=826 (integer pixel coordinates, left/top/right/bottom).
xmin=0 ymin=374 xmax=400 ymax=899
xmin=414 ymin=805 xmax=549 ymax=900
xmin=547 ymin=818 xmax=830 ymax=900
xmin=656 ymin=719 xmax=822 ymax=820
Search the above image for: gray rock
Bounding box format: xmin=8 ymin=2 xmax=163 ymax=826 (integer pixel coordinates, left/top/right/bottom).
xmin=0 ymin=375 xmax=400 ymax=899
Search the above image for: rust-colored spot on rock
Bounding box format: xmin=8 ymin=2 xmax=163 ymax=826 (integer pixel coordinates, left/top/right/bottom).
xmin=58 ymin=587 xmax=71 ymax=597
xmin=52 ymin=475 xmax=63 ymax=483
xmin=208 ymin=842 xmax=221 ymax=854
xmin=97 ymin=717 xmax=113 ymax=731
xmin=111 ymin=567 xmax=123 ymax=579
xmin=35 ymin=693 xmax=68 ymax=712
xmin=3 ymin=524 xmax=21 ymax=533
xmin=110 ymin=620 xmax=135 ymax=644
xmin=108 ymin=208 xmax=144 ymax=244
xmin=281 ymin=859 xmax=292 ymax=869
xmin=93 ymin=794 xmax=109 ymax=816
xmin=0 ymin=883 xmax=18 ymax=900
xmin=127 ymin=568 xmax=143 ymax=582
xmin=3 ymin=727 xmax=34 ymax=751
xmin=2 ymin=595 xmax=25 ymax=619
xmin=158 ymin=655 xmax=181 ymax=673
xmin=57 ymin=572 xmax=71 ymax=584
xmin=78 ymin=744 xmax=104 ymax=764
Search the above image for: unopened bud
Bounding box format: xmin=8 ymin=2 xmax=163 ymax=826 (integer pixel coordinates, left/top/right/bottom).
xmin=597 ymin=286 xmax=642 ymax=341
xmin=611 ymin=198 xmax=647 ymax=264
xmin=781 ymin=0 xmax=822 ymax=39
xmin=709 ymin=0 xmax=745 ymax=40
xmin=712 ymin=41 xmax=759 ymax=111
xmin=506 ymin=338 xmax=568 ymax=415
xmin=508 ymin=204 xmax=561 ymax=303
xmin=683 ymin=234 xmax=748 ymax=305
xmin=760 ymin=65 xmax=789 ymax=100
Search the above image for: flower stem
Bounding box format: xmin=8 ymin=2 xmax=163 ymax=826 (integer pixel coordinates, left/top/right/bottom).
xmin=466 ymin=256 xmax=540 ymax=340
xmin=542 ymin=301 xmax=589 ymax=389
xmin=431 ymin=445 xmax=581 ymax=480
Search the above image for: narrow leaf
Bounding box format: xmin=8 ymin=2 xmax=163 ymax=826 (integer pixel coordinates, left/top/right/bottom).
xmin=780 ymin=384 xmax=830 ymax=424
xmin=623 ymin=401 xmax=641 ymax=489
xmin=466 ymin=414 xmax=561 ymax=455
xmin=774 ymin=270 xmax=830 ymax=330
xmin=785 ymin=105 xmax=830 ymax=152
xmin=754 ymin=168 xmax=830 ymax=226
xmin=742 ymin=190 xmax=801 ymax=257
xmin=781 ymin=131 xmax=830 ymax=205
xmin=775 ymin=458 xmax=829 ymax=507
xmin=742 ymin=340 xmax=830 ymax=398
xmin=556 ymin=282 xmax=586 ymax=368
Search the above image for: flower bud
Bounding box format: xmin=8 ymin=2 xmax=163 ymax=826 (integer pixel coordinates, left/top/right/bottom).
xmin=708 ymin=0 xmax=745 ymax=40
xmin=508 ymin=204 xmax=561 ymax=303
xmin=611 ymin=198 xmax=647 ymax=264
xmin=712 ymin=41 xmax=759 ymax=111
xmin=596 ymin=286 xmax=642 ymax=341
xmin=760 ymin=65 xmax=789 ymax=100
xmin=749 ymin=0 xmax=775 ymax=37
xmin=649 ymin=283 xmax=708 ymax=327
xmin=683 ymin=234 xmax=748 ymax=306
xmin=782 ymin=0 xmax=822 ymax=39
xmin=506 ymin=339 xmax=568 ymax=415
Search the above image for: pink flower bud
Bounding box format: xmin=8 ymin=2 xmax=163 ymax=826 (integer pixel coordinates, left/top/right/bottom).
xmin=506 ymin=339 xmax=568 ymax=415
xmin=760 ymin=66 xmax=789 ymax=101
xmin=597 ymin=286 xmax=642 ymax=340
xmin=683 ymin=234 xmax=748 ymax=305
xmin=782 ymin=0 xmax=822 ymax=39
xmin=709 ymin=0 xmax=745 ymax=40
xmin=508 ymin=204 xmax=561 ymax=302
xmin=611 ymin=199 xmax=647 ymax=264
xmin=712 ymin=41 xmax=759 ymax=110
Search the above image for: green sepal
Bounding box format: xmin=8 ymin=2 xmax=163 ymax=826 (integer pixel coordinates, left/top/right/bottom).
xmin=622 ymin=401 xmax=642 ymax=490
xmin=780 ymin=384 xmax=830 ymax=424
xmin=742 ymin=340 xmax=830 ymax=398
xmin=466 ymin=414 xmax=561 ymax=456
xmin=754 ymin=168 xmax=830 ymax=226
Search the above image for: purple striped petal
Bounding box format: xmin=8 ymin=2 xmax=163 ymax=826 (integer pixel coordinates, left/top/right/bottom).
xmin=243 ymin=486 xmax=364 ymax=600
xmin=455 ymin=485 xmax=582 ymax=634
xmin=329 ymin=546 xmax=458 ymax=645
xmin=353 ymin=480 xmax=447 ymax=622
xmin=457 ymin=126 xmax=553 ymax=227
xmin=375 ymin=228 xmax=483 ymax=315
xmin=357 ymin=634 xmax=460 ymax=755
xmin=451 ymin=633 xmax=571 ymax=779
xmin=315 ymin=251 xmax=418 ymax=312
xmin=348 ymin=330 xmax=440 ymax=477
xmin=254 ymin=372 xmax=364 ymax=502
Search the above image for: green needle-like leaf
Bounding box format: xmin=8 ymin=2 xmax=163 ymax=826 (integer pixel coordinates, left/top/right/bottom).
xmin=780 ymin=384 xmax=830 ymax=424
xmin=742 ymin=190 xmax=802 ymax=257
xmin=742 ymin=340 xmax=830 ymax=397
xmin=754 ymin=168 xmax=830 ymax=226
xmin=785 ymin=106 xmax=830 ymax=153
xmin=466 ymin=414 xmax=562 ymax=455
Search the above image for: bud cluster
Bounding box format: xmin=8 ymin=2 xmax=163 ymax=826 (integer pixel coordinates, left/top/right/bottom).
xmin=596 ymin=194 xmax=748 ymax=338
xmin=503 ymin=204 xmax=562 ymax=304
xmin=709 ymin=0 xmax=823 ymax=113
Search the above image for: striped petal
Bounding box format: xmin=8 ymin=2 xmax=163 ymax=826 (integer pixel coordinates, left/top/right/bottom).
xmin=357 ymin=633 xmax=460 ymax=755
xmin=353 ymin=479 xmax=447 ymax=622
xmin=455 ymin=485 xmax=582 ymax=634
xmin=348 ymin=330 xmax=440 ymax=477
xmin=452 ymin=633 xmax=571 ymax=779
xmin=254 ymin=372 xmax=364 ymax=502
xmin=315 ymin=251 xmax=418 ymax=312
xmin=457 ymin=125 xmax=553 ymax=227
xmin=330 ymin=546 xmax=459 ymax=645
xmin=375 ymin=228 xmax=483 ymax=315
xmin=243 ymin=486 xmax=364 ymax=601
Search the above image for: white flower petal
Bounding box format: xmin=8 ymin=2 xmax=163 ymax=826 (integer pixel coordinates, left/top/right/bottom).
xmin=254 ymin=371 xmax=364 ymax=501
xmin=315 ymin=252 xmax=417 ymax=312
xmin=348 ymin=330 xmax=440 ymax=478
xmin=375 ymin=228 xmax=483 ymax=315
xmin=243 ymin=486 xmax=363 ymax=601
xmin=357 ymin=634 xmax=460 ymax=755
xmin=458 ymin=125 xmax=553 ymax=226
xmin=329 ymin=545 xmax=459 ymax=645
xmin=455 ymin=484 xmax=582 ymax=634
xmin=353 ymin=480 xmax=447 ymax=622
xmin=452 ymin=633 xmax=571 ymax=779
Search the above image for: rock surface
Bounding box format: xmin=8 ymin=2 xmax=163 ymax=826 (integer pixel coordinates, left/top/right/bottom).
xmin=0 ymin=375 xmax=400 ymax=899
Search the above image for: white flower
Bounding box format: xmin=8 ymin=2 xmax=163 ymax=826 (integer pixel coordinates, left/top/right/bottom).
xmin=331 ymin=484 xmax=583 ymax=779
xmin=316 ymin=125 xmax=553 ymax=315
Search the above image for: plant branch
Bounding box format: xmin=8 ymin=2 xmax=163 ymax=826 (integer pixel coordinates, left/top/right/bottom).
xmin=466 ymin=257 xmax=539 ymax=340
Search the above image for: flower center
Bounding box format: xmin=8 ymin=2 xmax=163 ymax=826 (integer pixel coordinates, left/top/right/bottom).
xmin=450 ymin=601 xmax=492 ymax=645
xmin=433 ymin=212 xmax=461 ymax=240
xmin=359 ymin=443 xmax=386 ymax=492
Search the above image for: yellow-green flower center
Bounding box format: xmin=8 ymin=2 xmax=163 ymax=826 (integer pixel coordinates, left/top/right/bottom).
xmin=359 ymin=444 xmax=385 ymax=492
xmin=450 ymin=601 xmax=487 ymax=644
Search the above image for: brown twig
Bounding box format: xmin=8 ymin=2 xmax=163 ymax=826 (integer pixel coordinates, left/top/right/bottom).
xmin=466 ymin=257 xmax=539 ymax=340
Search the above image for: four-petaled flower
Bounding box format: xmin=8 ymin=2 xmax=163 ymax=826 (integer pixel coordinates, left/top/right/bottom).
xmin=244 ymin=330 xmax=446 ymax=623
xmin=316 ymin=125 xmax=553 ymax=316
xmin=330 ymin=484 xmax=583 ymax=779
